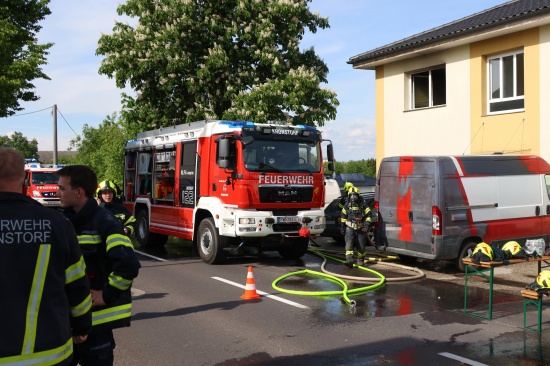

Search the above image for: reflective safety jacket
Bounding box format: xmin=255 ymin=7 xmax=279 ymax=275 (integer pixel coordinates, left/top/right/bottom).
xmin=64 ymin=198 xmax=140 ymax=334
xmin=0 ymin=193 xmax=91 ymax=366
xmin=100 ymin=201 xmax=137 ymax=236
xmin=341 ymin=195 xmax=372 ymax=230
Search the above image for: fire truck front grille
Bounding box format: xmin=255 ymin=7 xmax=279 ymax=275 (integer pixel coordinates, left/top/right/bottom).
xmin=259 ymin=186 xmax=313 ymax=203
xmin=272 ymin=223 xmax=302 ymax=232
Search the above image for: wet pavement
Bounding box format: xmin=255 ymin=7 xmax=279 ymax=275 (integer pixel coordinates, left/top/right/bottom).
xmin=133 ymin=236 xmax=550 ymax=365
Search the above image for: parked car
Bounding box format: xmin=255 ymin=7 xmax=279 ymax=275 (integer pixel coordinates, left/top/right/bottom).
xmin=321 ymin=192 xmax=376 ymax=246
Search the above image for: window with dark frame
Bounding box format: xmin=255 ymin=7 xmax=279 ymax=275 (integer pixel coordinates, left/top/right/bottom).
xmin=411 ymin=66 xmax=446 ymax=109
xmin=488 ymin=50 xmax=524 ymax=114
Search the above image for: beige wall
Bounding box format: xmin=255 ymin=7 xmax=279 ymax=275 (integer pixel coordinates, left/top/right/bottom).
xmin=377 ymin=45 xmax=471 ymax=161
xmin=375 ymin=67 xmax=384 ymax=167
xmin=541 ymin=25 xmax=550 ymax=160
xmin=470 ymin=28 xmax=540 ymax=155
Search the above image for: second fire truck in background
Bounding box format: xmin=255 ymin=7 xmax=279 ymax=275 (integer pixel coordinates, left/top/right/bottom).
xmin=23 ymin=158 xmax=61 ymax=207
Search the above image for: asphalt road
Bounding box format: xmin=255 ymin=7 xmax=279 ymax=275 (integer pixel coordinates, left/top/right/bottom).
xmin=111 ymin=238 xmax=550 ymax=366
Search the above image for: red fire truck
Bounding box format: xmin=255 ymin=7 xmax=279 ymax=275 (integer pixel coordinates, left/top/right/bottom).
xmin=123 ymin=120 xmax=335 ymax=264
xmin=23 ymin=159 xmax=61 ymax=207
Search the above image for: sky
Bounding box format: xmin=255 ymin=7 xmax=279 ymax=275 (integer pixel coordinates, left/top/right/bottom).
xmin=1 ymin=0 xmax=508 ymax=161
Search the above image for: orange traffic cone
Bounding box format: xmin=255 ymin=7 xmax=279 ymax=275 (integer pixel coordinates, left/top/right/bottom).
xmin=241 ymin=266 xmax=261 ymax=300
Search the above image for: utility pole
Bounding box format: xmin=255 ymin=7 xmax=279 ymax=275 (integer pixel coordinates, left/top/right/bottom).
xmin=53 ymin=104 xmax=58 ymax=165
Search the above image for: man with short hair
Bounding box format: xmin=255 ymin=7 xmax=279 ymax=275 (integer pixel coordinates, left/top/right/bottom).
xmin=57 ymin=165 xmax=140 ymax=366
xmin=0 ymin=148 xmax=91 ymax=366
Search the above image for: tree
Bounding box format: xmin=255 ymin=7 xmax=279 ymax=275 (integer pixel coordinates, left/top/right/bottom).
xmin=96 ymin=0 xmax=338 ymax=132
xmin=0 ymin=131 xmax=39 ymax=158
xmin=0 ymin=0 xmax=53 ymax=117
xmin=326 ymin=158 xmax=377 ymax=178
xmin=70 ymin=113 xmax=130 ymax=185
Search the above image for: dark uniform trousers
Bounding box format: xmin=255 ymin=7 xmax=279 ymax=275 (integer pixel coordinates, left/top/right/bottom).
xmin=71 ymin=330 xmax=115 ymax=366
xmin=345 ymin=227 xmax=367 ymax=261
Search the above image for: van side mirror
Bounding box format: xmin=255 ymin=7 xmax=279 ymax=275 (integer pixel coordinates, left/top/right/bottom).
xmin=24 ymin=179 xmax=30 ymax=187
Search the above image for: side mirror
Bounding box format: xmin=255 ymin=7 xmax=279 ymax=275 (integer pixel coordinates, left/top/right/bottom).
xmin=24 ymin=179 xmax=30 ymax=187
xmin=327 ymin=144 xmax=334 ymax=162
xmin=218 ymin=138 xmax=230 ymax=169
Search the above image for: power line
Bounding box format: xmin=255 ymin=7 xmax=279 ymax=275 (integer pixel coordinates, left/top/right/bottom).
xmin=7 ymin=106 xmax=52 ymax=117
xmin=56 ymin=107 xmax=80 ymax=137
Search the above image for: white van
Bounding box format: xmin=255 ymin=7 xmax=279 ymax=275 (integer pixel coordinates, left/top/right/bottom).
xmin=374 ymin=155 xmax=550 ymax=270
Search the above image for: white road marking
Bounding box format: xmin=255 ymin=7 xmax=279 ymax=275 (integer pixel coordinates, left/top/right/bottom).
xmin=134 ymin=250 xmax=168 ymax=262
xmin=438 ymin=352 xmax=488 ymax=366
xmin=212 ymin=277 xmax=309 ymax=309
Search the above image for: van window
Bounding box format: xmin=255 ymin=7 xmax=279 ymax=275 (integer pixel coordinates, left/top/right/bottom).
xmin=545 ymin=175 xmax=550 ymax=199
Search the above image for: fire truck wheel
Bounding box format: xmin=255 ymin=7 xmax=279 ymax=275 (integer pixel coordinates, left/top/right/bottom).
xmin=278 ymin=237 xmax=309 ymax=260
xmin=455 ymin=240 xmax=478 ymax=272
xmin=198 ymin=218 xmax=227 ymax=264
xmin=136 ymin=210 xmax=168 ymax=247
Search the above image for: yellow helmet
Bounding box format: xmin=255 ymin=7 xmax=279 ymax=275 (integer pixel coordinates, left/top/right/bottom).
xmin=343 ymin=182 xmax=354 ymax=192
xmin=502 ymin=241 xmax=521 ymax=256
xmin=472 ymin=242 xmax=493 ymax=260
xmin=536 ymin=270 xmax=550 ymax=288
xmin=96 ymin=180 xmax=118 ymax=196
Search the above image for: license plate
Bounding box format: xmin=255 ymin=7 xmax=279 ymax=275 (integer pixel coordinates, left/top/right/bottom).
xmin=277 ymin=216 xmax=300 ymax=223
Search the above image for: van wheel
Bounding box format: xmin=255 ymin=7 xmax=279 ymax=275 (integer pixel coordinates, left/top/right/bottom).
xmin=136 ymin=210 xmax=168 ymax=247
xmin=455 ymin=241 xmax=478 ymax=272
xmin=278 ymin=237 xmax=309 ymax=259
xmin=197 ymin=218 xmax=227 ymax=264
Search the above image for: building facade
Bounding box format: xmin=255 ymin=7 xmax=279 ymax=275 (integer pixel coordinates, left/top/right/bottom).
xmin=348 ymin=0 xmax=550 ymax=167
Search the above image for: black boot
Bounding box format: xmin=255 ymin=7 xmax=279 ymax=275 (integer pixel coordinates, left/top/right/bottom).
xmin=344 ymin=255 xmax=354 ymax=268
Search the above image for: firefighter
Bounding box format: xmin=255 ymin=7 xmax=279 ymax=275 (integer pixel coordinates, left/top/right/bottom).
xmin=341 ymin=190 xmax=372 ymax=267
xmin=0 ymin=148 xmax=91 ymax=366
xmin=57 ymin=165 xmax=141 ymax=366
xmin=339 ymin=182 xmax=359 ymax=209
xmin=96 ymin=180 xmax=136 ymax=236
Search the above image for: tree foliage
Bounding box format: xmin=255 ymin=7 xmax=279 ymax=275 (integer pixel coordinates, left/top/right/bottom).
xmin=0 ymin=131 xmax=39 ymax=158
xmin=326 ymin=158 xmax=377 ymax=178
xmin=0 ymin=0 xmax=53 ymax=117
xmin=97 ymin=0 xmax=338 ymax=131
xmin=69 ymin=113 xmax=130 ymax=185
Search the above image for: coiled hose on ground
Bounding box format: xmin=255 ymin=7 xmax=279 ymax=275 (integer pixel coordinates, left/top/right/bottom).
xmin=271 ymin=246 xmax=425 ymax=307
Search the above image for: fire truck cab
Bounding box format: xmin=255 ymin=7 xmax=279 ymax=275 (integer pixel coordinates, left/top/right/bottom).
xmin=123 ymin=120 xmax=334 ymax=264
xmin=23 ymin=159 xmax=61 ymax=207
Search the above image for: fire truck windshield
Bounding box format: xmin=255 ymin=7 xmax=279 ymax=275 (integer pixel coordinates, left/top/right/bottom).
xmin=243 ymin=139 xmax=320 ymax=173
xmin=31 ymin=172 xmax=59 ymax=185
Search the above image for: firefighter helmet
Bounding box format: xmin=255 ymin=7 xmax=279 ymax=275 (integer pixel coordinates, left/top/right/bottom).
xmin=343 ymin=182 xmax=354 ymax=193
xmin=502 ymin=241 xmax=521 ymax=256
xmin=537 ymin=270 xmax=550 ymax=289
xmin=472 ymin=242 xmax=493 ymax=261
xmin=97 ymin=180 xmax=118 ymax=196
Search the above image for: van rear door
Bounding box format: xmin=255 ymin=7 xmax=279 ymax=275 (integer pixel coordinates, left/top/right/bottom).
xmin=377 ymin=157 xmax=435 ymax=255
